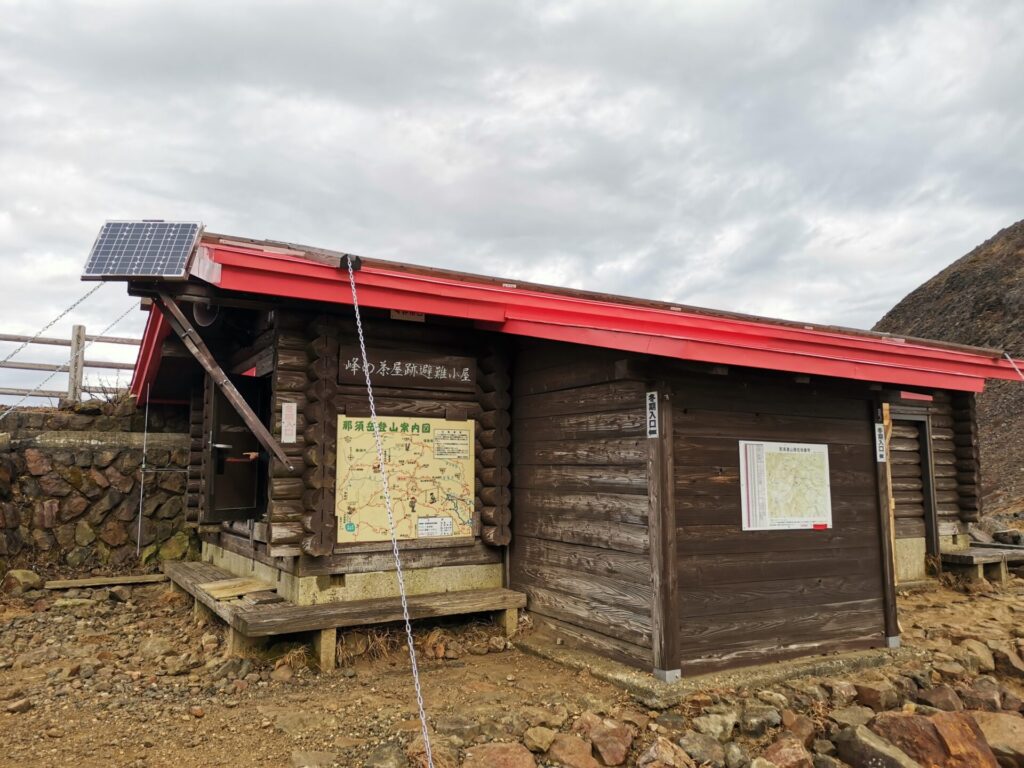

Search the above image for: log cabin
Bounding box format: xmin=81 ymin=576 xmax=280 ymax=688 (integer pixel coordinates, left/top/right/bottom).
xmin=88 ymin=223 xmax=1023 ymax=681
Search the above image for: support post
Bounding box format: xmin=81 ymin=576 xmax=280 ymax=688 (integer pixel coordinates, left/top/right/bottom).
xmin=227 ymin=627 xmax=264 ymax=657
xmin=494 ymin=607 xmax=518 ymax=638
xmin=648 ymin=383 xmax=680 ymax=682
xmin=67 ymin=324 xmax=85 ymax=402
xmin=873 ymin=399 xmax=900 ymax=647
xmin=312 ymin=627 xmax=337 ymax=672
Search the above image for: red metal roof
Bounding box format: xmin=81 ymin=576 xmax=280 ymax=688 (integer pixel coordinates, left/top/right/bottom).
xmin=130 ymin=234 xmax=1024 ymax=399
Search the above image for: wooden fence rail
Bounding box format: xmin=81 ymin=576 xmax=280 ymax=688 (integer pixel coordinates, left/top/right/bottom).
xmin=0 ymin=324 xmax=140 ymax=403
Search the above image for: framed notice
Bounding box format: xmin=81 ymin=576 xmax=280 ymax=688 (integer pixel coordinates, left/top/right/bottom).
xmin=739 ymin=441 xmax=832 ymax=531
xmin=335 ymin=417 xmax=475 ymax=544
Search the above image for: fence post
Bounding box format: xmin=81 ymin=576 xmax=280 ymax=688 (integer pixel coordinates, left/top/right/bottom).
xmin=67 ymin=324 xmax=86 ymax=402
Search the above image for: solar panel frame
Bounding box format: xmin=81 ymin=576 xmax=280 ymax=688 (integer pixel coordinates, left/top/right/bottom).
xmin=82 ymin=220 xmax=203 ymax=281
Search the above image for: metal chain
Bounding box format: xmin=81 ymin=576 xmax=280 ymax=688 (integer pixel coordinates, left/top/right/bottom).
xmin=0 ymin=301 xmax=137 ymax=422
xmin=345 ymin=255 xmax=435 ymax=768
xmin=0 ymin=282 xmax=105 ymax=367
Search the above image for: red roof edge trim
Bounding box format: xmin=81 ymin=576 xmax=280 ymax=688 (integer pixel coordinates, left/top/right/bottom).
xmin=130 ymin=307 xmax=169 ymax=403
xmin=129 ymin=239 xmax=1024 ymax=396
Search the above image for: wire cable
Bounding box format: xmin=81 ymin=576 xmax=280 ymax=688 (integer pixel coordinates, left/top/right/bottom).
xmin=345 ymin=255 xmax=434 ymax=768
xmin=0 ymin=302 xmax=137 ymax=422
xmin=0 ymin=283 xmax=105 ymax=366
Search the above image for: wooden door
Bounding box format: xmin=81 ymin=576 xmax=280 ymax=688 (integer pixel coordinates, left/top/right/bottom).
xmin=890 ymin=418 xmax=939 ymax=558
xmin=202 ymin=376 xmax=263 ymax=523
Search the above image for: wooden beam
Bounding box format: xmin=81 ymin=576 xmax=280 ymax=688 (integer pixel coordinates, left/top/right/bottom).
xmin=45 ymin=574 xmax=168 ymax=589
xmin=156 ymin=292 xmax=294 ymax=471
xmin=874 ymin=399 xmax=900 ymax=646
xmin=648 ymin=383 xmax=680 ymax=681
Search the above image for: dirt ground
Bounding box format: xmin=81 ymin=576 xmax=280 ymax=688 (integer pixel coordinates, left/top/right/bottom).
xmin=2 ymin=575 xmax=1024 ymax=767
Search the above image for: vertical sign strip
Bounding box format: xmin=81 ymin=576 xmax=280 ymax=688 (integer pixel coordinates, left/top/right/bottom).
xmin=646 ymin=391 xmax=659 ymax=438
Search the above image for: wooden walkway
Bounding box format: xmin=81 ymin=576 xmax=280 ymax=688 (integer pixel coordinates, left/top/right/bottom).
xmin=164 ymin=561 xmax=526 ymax=670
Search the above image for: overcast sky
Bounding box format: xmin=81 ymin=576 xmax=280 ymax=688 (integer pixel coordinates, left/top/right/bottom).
xmin=1 ymin=0 xmax=1022 ymax=403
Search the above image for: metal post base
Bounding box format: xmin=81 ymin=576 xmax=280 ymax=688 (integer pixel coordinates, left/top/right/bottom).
xmin=885 ymin=636 xmax=901 ymax=649
xmin=652 ymin=667 xmax=681 ymax=683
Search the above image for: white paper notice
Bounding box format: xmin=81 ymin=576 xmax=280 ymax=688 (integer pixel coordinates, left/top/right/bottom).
xmin=281 ymin=402 xmax=297 ymax=444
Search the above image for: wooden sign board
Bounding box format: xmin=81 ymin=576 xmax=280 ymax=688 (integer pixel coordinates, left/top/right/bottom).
xmin=338 ymin=347 xmax=476 ymax=392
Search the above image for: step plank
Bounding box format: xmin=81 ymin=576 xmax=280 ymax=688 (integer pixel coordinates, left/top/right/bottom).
xmin=197 ymin=577 xmax=275 ymax=601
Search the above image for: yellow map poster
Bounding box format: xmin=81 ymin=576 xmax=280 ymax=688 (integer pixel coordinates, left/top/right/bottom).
xmin=739 ymin=441 xmax=832 ymax=531
xmin=335 ymin=416 xmax=475 ymax=544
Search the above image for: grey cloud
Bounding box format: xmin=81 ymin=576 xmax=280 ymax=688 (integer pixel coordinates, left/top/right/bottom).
xmin=1 ymin=0 xmax=1023 ymax=403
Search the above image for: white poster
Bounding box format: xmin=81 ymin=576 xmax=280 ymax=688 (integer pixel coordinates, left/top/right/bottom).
xmin=739 ymin=441 xmax=832 ymax=531
xmin=281 ymin=402 xmax=297 ymax=444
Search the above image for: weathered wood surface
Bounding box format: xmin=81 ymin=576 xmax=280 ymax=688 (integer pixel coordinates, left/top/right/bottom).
xmin=165 ymin=561 xmax=525 ymax=637
xmin=240 ymin=588 xmax=526 ymax=636
xmin=197 ymin=577 xmax=275 ymax=600
xmin=672 ymin=376 xmax=886 ymax=670
xmin=511 ymin=341 xmax=653 ymax=667
xmin=45 ymin=574 xmax=168 ymax=589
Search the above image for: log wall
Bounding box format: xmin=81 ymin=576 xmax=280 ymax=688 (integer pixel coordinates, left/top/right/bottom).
xmin=510 ymin=342 xmax=654 ymax=668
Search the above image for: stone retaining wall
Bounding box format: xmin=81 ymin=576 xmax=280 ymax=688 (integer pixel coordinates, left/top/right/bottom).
xmin=0 ymin=402 xmax=190 ymax=577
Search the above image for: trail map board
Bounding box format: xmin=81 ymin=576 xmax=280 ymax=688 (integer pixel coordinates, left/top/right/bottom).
xmin=335 ymin=417 xmax=475 ymax=544
xmin=739 ymin=441 xmax=832 ymax=530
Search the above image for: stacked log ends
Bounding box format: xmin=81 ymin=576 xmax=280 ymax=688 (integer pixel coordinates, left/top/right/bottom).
xmin=951 ymin=393 xmax=982 ymax=522
xmin=477 ymin=351 xmax=511 ymax=547
xmin=301 ymin=317 xmax=339 ymax=555
xmin=185 ymin=386 xmax=204 ymax=525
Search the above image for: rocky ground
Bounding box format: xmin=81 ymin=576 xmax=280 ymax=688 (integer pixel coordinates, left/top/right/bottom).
xmin=3 ymin=572 xmax=1024 ymax=768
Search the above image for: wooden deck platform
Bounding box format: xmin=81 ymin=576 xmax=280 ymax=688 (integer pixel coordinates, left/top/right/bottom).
xmin=941 ymin=546 xmax=1024 ymax=584
xmin=164 ymin=560 xmax=526 ymax=670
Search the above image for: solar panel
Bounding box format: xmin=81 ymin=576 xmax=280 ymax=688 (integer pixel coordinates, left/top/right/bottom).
xmin=82 ymin=220 xmax=203 ymax=280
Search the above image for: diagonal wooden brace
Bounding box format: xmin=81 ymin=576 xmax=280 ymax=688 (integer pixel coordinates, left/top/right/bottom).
xmin=156 ymin=292 xmax=294 ymax=471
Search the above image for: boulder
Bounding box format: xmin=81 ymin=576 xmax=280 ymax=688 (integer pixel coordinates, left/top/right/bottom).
xmin=761 ymin=737 xmax=813 ymax=768
xmin=993 ymin=647 xmax=1024 ymax=679
xmin=822 ymin=680 xmax=858 ymax=706
xmin=589 ymin=719 xmax=633 ymax=766
xmin=159 ymin=531 xmax=190 ymax=560
xmin=524 ymin=726 xmax=556 ymax=753
xmin=463 ymin=742 xmax=537 ymax=768
xmin=724 ymin=742 xmax=748 ymax=768
xmin=546 ymin=734 xmax=600 ymax=768
xmin=970 ymin=711 xmax=1024 ymax=766
xmin=74 ymin=520 xmax=95 ymax=546
xmin=692 ymin=711 xmax=739 ymax=743
xmin=917 ymin=684 xmax=964 ymax=711
xmin=828 ymin=705 xmax=875 ymax=728
xmin=1 ymin=569 xmax=42 ymax=594
xmin=637 ymin=736 xmax=696 ymax=768
xmin=870 ymin=711 xmax=997 ymax=768
xmin=678 ymin=730 xmax=725 ymax=767
xmin=856 ymin=681 xmax=900 ymax=712
xmin=783 ymin=712 xmax=816 ymax=747
xmin=834 ymin=724 xmax=922 ymax=768
xmin=962 ymin=639 xmax=997 ymax=673
xmin=742 ymin=704 xmax=782 ymax=736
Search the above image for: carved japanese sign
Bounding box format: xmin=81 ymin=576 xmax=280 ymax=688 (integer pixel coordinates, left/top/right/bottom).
xmin=338 ymin=347 xmax=476 ymax=392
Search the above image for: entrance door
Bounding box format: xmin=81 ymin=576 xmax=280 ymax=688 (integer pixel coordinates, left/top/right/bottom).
xmin=203 ymin=376 xmax=264 ymax=523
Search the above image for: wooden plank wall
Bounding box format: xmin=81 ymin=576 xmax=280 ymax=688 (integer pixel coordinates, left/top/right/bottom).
xmin=510 ymin=342 xmax=654 ymax=668
xmin=671 ymin=373 xmax=886 ymax=674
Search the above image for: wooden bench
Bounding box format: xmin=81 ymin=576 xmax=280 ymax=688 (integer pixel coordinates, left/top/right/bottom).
xmin=164 ymin=561 xmax=526 ymax=671
xmin=940 ymin=547 xmax=1024 ymax=584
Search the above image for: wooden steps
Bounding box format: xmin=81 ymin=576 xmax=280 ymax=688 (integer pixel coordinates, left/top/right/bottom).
xmin=163 ymin=560 xmax=526 ymax=670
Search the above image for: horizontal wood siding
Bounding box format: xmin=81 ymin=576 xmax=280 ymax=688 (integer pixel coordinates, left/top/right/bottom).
xmin=672 ymin=374 xmax=886 ymax=674
xmin=511 ymin=342 xmax=653 ymax=667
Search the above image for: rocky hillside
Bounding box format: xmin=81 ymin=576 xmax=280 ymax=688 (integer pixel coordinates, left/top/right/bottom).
xmin=874 ymin=219 xmax=1024 ymax=514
